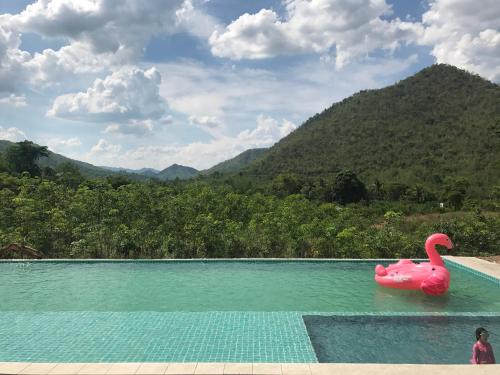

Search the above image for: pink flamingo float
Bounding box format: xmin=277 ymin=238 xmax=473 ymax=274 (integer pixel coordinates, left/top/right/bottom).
xmin=374 ymin=233 xmax=453 ymax=296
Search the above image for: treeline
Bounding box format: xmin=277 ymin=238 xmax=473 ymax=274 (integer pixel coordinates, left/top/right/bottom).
xmin=0 ymin=173 xmax=498 ymax=259
xmin=0 ymin=141 xmax=498 ymax=259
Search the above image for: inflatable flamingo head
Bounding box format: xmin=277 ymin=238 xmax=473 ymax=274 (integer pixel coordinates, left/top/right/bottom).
xmin=425 ymin=233 xmax=453 ymax=250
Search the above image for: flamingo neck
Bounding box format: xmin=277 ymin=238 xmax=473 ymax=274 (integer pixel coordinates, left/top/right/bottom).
xmin=425 ymin=237 xmax=445 ymax=267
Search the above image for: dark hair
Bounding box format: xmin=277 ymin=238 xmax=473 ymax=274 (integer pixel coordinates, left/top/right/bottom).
xmin=476 ymin=327 xmax=487 ymax=340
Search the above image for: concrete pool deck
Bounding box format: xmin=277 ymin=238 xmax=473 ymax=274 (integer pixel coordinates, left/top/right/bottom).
xmin=444 ymin=256 xmax=500 ymax=280
xmin=1 ymin=362 xmax=499 ymax=375
xmin=1 ymin=257 xmax=499 ymax=374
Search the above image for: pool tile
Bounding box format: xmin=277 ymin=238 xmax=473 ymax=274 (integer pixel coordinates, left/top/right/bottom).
xmin=194 ymin=363 xmax=225 ymax=374
xmin=223 ymin=363 xmax=252 ymax=374
xmin=135 ymin=363 xmax=168 ymax=375
xmin=0 ymin=362 xmax=31 ymax=374
xmin=164 ymin=363 xmax=197 ymax=375
xmin=0 ymin=312 xmax=317 ymax=363
xmin=252 ymin=364 xmax=281 ymax=375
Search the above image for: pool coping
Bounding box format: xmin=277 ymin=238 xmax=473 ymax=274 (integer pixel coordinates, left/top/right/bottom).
xmin=443 ymin=256 xmax=500 ymax=284
xmin=1 ymin=361 xmax=499 ymax=375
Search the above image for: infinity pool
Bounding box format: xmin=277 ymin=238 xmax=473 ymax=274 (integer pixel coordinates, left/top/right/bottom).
xmin=0 ymin=260 xmax=498 ymax=363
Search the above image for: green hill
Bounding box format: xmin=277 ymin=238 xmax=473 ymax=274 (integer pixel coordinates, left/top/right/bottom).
xmin=246 ymin=64 xmax=500 ymax=197
xmin=157 ymin=164 xmax=199 ymax=180
xmin=0 ymin=139 xmax=145 ymax=180
xmin=203 ymin=148 xmax=268 ymax=175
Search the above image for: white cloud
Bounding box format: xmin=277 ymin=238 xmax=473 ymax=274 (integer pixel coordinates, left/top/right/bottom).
xmin=0 ymin=94 xmax=27 ymax=107
xmin=157 ymin=55 xmax=417 ymax=130
xmin=188 ymin=115 xmax=222 ymax=128
xmin=48 ymin=67 xmax=167 ymax=125
xmin=0 ymin=126 xmax=27 ymax=142
xmin=0 ymin=0 xmax=216 ymax=93
xmin=104 ymin=120 xmax=154 ymax=136
xmin=10 ymin=0 xmax=184 ymax=61
xmin=209 ymin=0 xmax=422 ymax=67
xmin=90 ymin=138 xmax=121 ymax=154
xmin=46 ymin=137 xmax=82 ymax=153
xmin=176 ymin=0 xmax=220 ymax=39
xmin=82 ymin=114 xmax=295 ymax=170
xmin=419 ymin=0 xmax=500 ymax=81
xmin=237 ymin=115 xmax=296 ymax=147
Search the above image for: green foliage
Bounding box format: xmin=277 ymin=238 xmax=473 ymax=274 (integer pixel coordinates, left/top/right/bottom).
xmin=443 ymin=177 xmax=470 ymax=210
xmin=203 ymin=148 xmax=268 ymax=175
xmin=332 ymin=170 xmax=367 ymax=204
xmin=271 ymin=173 xmax=304 ymax=198
xmin=0 ymin=172 xmax=497 ymax=259
xmin=55 ymin=162 xmax=85 ymax=188
xmin=5 ymin=141 xmax=49 ymax=176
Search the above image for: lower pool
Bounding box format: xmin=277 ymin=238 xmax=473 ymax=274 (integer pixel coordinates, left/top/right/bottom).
xmin=0 ymin=260 xmax=498 ymax=363
xmin=304 ymin=315 xmax=500 ymax=364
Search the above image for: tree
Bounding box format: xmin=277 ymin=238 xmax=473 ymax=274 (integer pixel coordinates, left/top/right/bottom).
xmin=271 ymin=173 xmax=304 ymax=198
xmin=0 ymin=153 xmax=9 ymax=172
xmin=332 ymin=170 xmax=366 ymax=204
xmin=443 ymin=177 xmax=469 ymax=210
xmin=5 ymin=141 xmax=49 ymax=176
xmin=56 ymin=162 xmax=85 ymax=188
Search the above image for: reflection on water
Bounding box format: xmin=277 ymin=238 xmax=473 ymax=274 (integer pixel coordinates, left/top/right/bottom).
xmin=13 ymin=262 xmax=33 ymax=272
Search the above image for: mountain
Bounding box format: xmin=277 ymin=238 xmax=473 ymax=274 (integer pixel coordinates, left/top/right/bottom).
xmin=157 ymin=164 xmax=199 ymax=180
xmin=100 ymin=166 xmax=160 ymax=178
xmin=203 ymin=148 xmax=268 ymax=175
xmin=1 ymin=139 xmax=199 ymax=181
xmin=245 ymin=64 xmax=500 ymax=196
xmin=0 ymin=139 xmax=148 ymax=180
xmin=0 ymin=139 xmax=116 ymax=178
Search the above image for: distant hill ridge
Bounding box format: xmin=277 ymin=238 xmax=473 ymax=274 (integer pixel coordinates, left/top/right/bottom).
xmin=245 ymin=64 xmax=500 ymax=196
xmin=0 ymin=140 xmax=199 ymax=180
xmin=203 ymin=148 xmax=268 ymax=175
xmin=157 ymin=164 xmax=199 ymax=180
xmin=0 ymin=139 xmax=120 ymax=178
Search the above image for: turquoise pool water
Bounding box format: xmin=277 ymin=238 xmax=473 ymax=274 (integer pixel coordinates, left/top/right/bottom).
xmin=1 ymin=261 xmax=499 ymax=312
xmin=0 ymin=260 xmax=498 ymax=362
xmin=304 ymin=315 xmax=500 ymax=364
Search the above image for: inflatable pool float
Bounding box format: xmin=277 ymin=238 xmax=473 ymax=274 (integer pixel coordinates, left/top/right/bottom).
xmin=374 ymin=233 xmax=453 ymax=296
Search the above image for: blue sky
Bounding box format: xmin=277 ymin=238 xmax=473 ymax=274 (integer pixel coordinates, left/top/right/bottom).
xmin=0 ymin=0 xmax=498 ymax=170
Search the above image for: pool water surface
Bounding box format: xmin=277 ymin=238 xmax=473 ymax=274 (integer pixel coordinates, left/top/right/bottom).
xmin=0 ymin=260 xmax=498 ymax=363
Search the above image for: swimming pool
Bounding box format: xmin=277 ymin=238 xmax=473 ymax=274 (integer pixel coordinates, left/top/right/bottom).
xmin=0 ymin=260 xmax=498 ymax=363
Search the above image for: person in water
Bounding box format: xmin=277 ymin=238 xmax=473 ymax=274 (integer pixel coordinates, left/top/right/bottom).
xmin=471 ymin=327 xmax=496 ymax=364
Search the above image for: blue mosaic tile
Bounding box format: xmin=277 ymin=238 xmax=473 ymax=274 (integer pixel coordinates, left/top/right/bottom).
xmin=0 ymin=312 xmax=317 ymax=363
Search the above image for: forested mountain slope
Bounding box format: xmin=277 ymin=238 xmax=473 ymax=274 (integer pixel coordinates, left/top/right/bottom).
xmin=204 ymin=148 xmax=268 ymax=175
xmin=246 ymin=64 xmax=500 ymax=197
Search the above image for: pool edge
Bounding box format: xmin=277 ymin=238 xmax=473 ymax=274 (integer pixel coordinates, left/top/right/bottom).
xmin=1 ymin=361 xmax=499 ymax=374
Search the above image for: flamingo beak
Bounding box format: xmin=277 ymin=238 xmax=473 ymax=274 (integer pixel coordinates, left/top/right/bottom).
xmin=446 ymin=240 xmax=453 ymax=250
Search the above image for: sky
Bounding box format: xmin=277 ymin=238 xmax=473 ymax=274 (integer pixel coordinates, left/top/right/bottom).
xmin=0 ymin=0 xmax=498 ymax=170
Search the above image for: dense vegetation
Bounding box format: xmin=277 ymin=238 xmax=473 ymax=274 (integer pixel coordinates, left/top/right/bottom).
xmin=0 ymin=143 xmax=498 ymax=259
xmin=246 ymin=65 xmax=500 ymax=199
xmin=204 ymin=148 xmax=268 ymax=175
